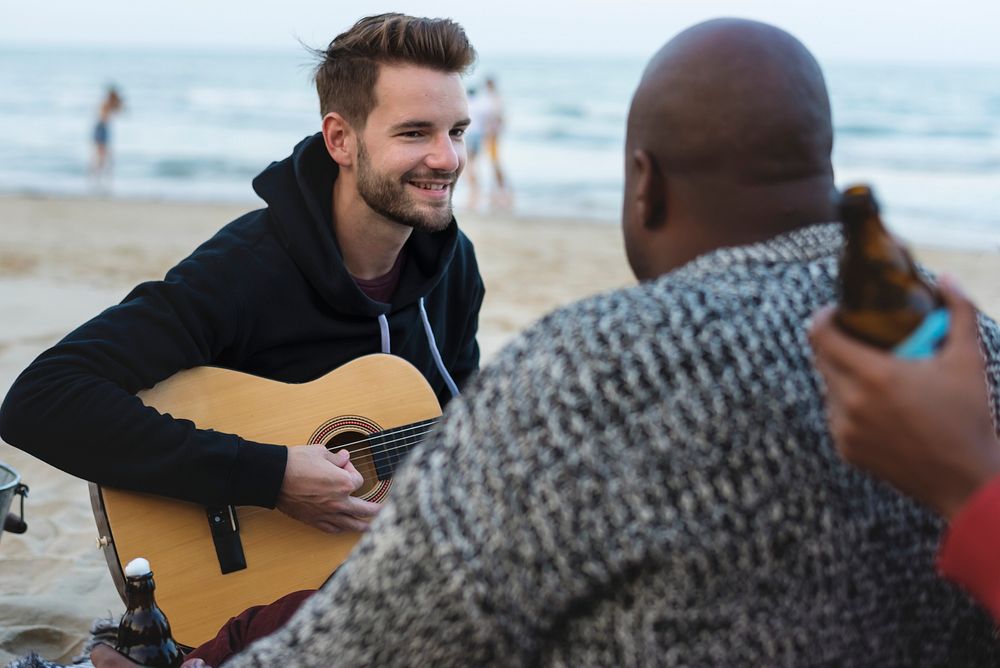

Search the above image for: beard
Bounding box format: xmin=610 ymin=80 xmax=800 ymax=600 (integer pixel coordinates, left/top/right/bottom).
xmin=356 ymin=140 xmax=457 ymax=233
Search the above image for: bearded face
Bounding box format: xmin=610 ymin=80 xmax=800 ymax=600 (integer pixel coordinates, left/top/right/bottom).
xmin=356 ymin=138 xmax=458 ymax=234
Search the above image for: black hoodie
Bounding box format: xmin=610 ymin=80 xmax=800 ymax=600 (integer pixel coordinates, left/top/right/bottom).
xmin=0 ymin=134 xmax=484 ymax=509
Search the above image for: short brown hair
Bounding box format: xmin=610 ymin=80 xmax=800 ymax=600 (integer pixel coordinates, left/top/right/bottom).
xmin=313 ymin=13 xmax=476 ymax=127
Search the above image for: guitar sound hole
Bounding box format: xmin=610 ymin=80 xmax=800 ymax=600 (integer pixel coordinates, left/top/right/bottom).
xmin=325 ymin=430 xmax=379 ymax=498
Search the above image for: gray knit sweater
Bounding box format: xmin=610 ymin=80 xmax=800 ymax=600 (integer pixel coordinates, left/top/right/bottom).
xmin=227 ymin=224 xmax=1000 ymax=667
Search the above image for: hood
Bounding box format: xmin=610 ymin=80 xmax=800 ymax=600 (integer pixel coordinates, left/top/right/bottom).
xmin=252 ymin=133 xmax=459 ymax=318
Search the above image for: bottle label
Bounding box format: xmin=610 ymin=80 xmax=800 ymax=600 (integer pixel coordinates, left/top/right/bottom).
xmin=894 ymin=308 xmax=950 ymax=359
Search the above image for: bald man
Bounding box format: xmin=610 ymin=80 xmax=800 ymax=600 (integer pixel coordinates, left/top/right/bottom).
xmin=96 ymin=18 xmax=1000 ymax=668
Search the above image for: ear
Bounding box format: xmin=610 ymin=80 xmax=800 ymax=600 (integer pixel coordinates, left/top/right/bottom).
xmin=321 ymin=113 xmax=356 ymax=167
xmin=630 ymin=149 xmax=667 ymax=230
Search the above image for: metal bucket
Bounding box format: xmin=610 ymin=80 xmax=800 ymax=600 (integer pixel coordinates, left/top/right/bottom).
xmin=0 ymin=461 xmax=28 ymax=543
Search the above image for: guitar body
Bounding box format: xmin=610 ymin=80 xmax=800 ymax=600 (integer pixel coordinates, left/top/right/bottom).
xmin=90 ymin=354 xmax=441 ymax=648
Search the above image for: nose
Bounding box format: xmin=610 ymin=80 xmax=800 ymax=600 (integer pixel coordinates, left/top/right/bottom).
xmin=425 ymin=133 xmax=462 ymax=173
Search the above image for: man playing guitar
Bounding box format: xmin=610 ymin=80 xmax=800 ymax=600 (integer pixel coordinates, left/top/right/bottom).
xmin=1 ymin=13 xmax=484 ymax=662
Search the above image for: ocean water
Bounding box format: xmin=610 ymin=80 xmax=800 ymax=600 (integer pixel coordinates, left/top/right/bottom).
xmin=0 ymin=47 xmax=998 ymax=250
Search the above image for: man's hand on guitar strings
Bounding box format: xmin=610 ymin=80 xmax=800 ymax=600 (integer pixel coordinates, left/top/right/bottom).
xmin=276 ymin=445 xmax=382 ymax=533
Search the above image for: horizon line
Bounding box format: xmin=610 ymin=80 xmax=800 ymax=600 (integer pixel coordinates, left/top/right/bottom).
xmin=2 ymin=42 xmax=1000 ymax=69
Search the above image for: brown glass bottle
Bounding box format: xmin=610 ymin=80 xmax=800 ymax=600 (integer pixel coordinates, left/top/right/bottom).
xmin=835 ymin=184 xmax=945 ymax=352
xmin=115 ymin=559 xmax=184 ymax=668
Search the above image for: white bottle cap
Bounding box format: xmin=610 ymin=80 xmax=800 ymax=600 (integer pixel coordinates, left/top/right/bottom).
xmin=124 ymin=557 xmax=151 ymax=577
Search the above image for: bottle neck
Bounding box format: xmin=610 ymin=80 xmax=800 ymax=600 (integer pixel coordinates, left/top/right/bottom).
xmin=836 ymin=191 xmax=941 ymax=348
xmin=841 ymin=210 xmax=909 ymax=281
xmin=842 ymin=210 xmax=889 ymax=250
xmin=125 ymin=573 xmax=157 ymax=608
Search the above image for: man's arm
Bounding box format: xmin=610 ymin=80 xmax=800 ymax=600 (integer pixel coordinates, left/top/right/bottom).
xmin=0 ymin=252 xmax=380 ymax=531
xmin=0 ymin=255 xmax=287 ymax=508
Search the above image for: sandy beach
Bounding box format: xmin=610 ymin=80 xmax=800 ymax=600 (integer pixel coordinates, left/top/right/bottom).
xmin=0 ymin=193 xmax=996 ymax=664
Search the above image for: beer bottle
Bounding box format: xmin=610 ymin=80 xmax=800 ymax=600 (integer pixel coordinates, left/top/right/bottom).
xmin=835 ymin=184 xmax=949 ymax=358
xmin=115 ymin=557 xmax=184 ymax=668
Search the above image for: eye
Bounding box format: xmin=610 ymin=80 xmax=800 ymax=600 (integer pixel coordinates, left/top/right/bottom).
xmin=400 ymin=131 xmax=423 ymax=138
xmin=451 ymin=128 xmax=466 ymax=138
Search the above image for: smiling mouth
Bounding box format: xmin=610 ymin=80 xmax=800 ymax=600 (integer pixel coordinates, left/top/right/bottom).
xmin=408 ymin=181 xmax=451 ymax=191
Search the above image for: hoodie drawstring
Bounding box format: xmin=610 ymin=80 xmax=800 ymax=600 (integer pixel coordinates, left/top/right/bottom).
xmin=376 ymin=300 xmax=460 ymax=400
xmin=419 ymin=298 xmax=461 ymax=399
xmin=378 ymin=314 xmax=391 ymax=354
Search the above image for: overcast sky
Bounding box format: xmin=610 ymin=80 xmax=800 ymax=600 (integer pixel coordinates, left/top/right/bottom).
xmin=3 ymin=0 xmax=1000 ymax=65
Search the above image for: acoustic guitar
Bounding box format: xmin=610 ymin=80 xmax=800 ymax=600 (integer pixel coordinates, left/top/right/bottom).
xmin=90 ymin=353 xmax=441 ymax=648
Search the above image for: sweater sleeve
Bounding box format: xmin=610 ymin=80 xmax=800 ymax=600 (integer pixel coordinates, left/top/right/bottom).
xmin=0 ymin=251 xmax=287 ymax=508
xmin=936 ymin=474 xmax=1000 ymax=622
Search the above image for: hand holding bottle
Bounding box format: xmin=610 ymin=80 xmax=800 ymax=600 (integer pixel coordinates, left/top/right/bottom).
xmin=91 ymin=644 xmax=210 ymax=668
xmin=810 ymin=278 xmax=1000 ymax=519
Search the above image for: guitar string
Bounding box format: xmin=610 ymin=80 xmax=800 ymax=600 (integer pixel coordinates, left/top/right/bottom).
xmin=332 ymin=427 xmax=436 ymax=479
xmin=321 ymin=424 xmax=440 ymax=468
xmin=330 ymin=428 xmax=435 ymax=459
xmin=322 ymin=419 xmax=438 ymax=452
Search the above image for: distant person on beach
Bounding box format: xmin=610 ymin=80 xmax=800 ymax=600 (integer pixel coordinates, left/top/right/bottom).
xmin=2 ymin=15 xmax=484 ymax=662
xmin=465 ymin=76 xmax=510 ymax=210
xmin=810 ymin=279 xmax=1000 ymax=622
xmin=463 ymin=85 xmax=485 ymax=209
xmin=91 ymin=85 xmax=124 ymax=186
xmin=92 ymin=18 xmax=1000 ymax=667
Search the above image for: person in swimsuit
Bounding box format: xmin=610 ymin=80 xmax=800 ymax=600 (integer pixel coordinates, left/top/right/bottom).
xmin=91 ymin=85 xmax=123 ymax=186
